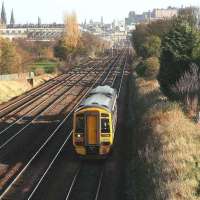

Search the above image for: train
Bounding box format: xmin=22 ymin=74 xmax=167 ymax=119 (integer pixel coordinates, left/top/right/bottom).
xmin=72 ymin=85 xmax=118 ymax=158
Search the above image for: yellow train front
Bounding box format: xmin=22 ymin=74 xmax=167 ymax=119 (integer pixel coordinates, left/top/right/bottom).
xmin=73 ymin=85 xmax=117 ymax=158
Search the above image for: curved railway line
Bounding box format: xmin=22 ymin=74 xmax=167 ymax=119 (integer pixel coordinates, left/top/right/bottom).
xmin=0 ymin=51 xmax=128 ymax=200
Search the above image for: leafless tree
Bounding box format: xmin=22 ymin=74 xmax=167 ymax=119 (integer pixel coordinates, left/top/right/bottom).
xmin=172 ymin=63 xmax=200 ymax=116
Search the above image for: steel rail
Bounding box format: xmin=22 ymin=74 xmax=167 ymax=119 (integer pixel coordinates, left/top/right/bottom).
xmin=0 ymin=60 xmax=109 ymax=150
xmin=94 ymin=167 xmax=104 ymax=200
xmin=26 ymin=56 xmax=120 ymax=200
xmin=0 ymin=57 xmax=116 ymax=200
xmin=0 ymin=59 xmax=99 ymax=118
xmin=0 ymin=73 xmax=67 ymax=115
xmin=0 ymin=74 xmax=76 ymax=120
xmin=117 ymin=55 xmax=127 ymax=96
xmin=28 ymin=54 xmax=126 ymax=200
xmin=67 ymin=52 xmax=127 ymax=200
xmin=65 ymin=166 xmax=82 ymax=200
xmin=0 ymin=59 xmax=102 ymax=136
xmin=0 ymin=74 xmax=78 ymax=135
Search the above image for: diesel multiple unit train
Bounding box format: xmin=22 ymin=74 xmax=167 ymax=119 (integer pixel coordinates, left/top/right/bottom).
xmin=73 ymin=85 xmax=118 ymax=157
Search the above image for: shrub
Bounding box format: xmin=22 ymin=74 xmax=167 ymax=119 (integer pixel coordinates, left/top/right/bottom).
xmin=35 ymin=68 xmax=45 ymax=76
xmin=126 ymin=76 xmax=200 ymax=200
xmin=158 ymin=22 xmax=200 ymax=99
xmin=136 ymin=57 xmax=160 ymax=79
xmin=144 ymin=57 xmax=160 ymax=79
xmin=141 ymin=35 xmax=161 ymax=58
xmin=135 ymin=61 xmax=146 ymax=77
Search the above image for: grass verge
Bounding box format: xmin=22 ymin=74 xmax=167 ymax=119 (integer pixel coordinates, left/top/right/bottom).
xmin=29 ymin=59 xmax=58 ymax=74
xmin=125 ymin=74 xmax=200 ymax=200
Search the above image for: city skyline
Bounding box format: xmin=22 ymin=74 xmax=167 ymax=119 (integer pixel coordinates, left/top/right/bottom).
xmin=1 ymin=0 xmax=200 ymax=24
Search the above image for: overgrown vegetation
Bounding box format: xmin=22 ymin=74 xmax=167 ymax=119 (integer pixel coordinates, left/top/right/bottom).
xmin=126 ymin=73 xmax=200 ymax=200
xmin=136 ymin=56 xmax=160 ymax=79
xmin=132 ymin=7 xmax=200 ymax=116
xmin=158 ymin=19 xmax=200 ymax=100
xmin=0 ymin=38 xmax=22 ymax=74
xmin=129 ymin=6 xmax=200 ymax=200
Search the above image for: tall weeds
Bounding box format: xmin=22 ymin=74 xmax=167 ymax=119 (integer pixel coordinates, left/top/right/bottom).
xmin=126 ymin=75 xmax=200 ymax=200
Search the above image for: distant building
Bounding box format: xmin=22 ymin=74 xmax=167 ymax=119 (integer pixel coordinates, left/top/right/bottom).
xmin=125 ymin=11 xmax=150 ymax=26
xmin=151 ymin=8 xmax=178 ymax=20
xmin=38 ymin=17 xmax=42 ymax=27
xmin=0 ymin=2 xmax=127 ymax=45
xmin=0 ymin=2 xmax=7 ymax=28
xmin=10 ymin=9 xmax=15 ymax=27
xmin=125 ymin=7 xmax=178 ymax=26
xmin=1 ymin=2 xmax=7 ymax=25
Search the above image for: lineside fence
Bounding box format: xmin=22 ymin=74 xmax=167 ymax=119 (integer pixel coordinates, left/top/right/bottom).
xmin=0 ymin=72 xmax=34 ymax=81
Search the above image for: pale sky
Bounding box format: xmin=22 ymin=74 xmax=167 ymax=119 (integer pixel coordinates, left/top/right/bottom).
xmin=1 ymin=0 xmax=200 ymax=24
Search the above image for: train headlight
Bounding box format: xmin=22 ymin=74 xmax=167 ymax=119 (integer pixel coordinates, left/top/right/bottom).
xmin=75 ymin=133 xmax=83 ymax=138
xmin=101 ymin=134 xmax=110 ymax=137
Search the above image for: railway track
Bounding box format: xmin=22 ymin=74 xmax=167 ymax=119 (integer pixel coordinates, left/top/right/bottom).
xmin=10 ymin=52 xmax=128 ymax=200
xmin=0 ymin=59 xmax=100 ymax=119
xmin=62 ymin=53 xmax=128 ymax=200
xmin=65 ymin=162 xmax=105 ymax=200
xmin=0 ymin=60 xmax=108 ymax=150
xmin=0 ymin=55 xmax=122 ymax=200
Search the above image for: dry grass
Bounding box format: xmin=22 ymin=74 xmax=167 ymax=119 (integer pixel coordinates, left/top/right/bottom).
xmin=127 ymin=77 xmax=200 ymax=200
xmin=0 ymin=80 xmax=31 ymax=103
xmin=0 ymin=74 xmax=56 ymax=104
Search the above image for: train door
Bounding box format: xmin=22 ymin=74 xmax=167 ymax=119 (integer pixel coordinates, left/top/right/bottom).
xmin=86 ymin=113 xmax=99 ymax=145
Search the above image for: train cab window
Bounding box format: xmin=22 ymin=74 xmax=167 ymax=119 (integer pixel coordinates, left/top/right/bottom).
xmin=76 ymin=114 xmax=85 ymax=133
xmin=101 ymin=118 xmax=110 ymax=133
xmin=101 ymin=113 xmax=109 ymax=117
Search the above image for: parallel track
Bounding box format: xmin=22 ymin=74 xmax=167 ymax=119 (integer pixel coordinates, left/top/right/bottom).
xmin=0 ymin=55 xmax=120 ymax=200
xmin=63 ymin=53 xmax=128 ymax=200
xmin=0 ymin=51 xmax=128 ymax=200
xmin=0 ymin=60 xmax=108 ymax=150
xmin=0 ymin=59 xmax=100 ymax=119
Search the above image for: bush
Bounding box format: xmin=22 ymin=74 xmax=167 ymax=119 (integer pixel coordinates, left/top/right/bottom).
xmin=126 ymin=76 xmax=200 ymax=200
xmin=144 ymin=57 xmax=160 ymax=78
xmin=136 ymin=57 xmax=160 ymax=79
xmin=135 ymin=61 xmax=146 ymax=77
xmin=35 ymin=68 xmax=45 ymax=76
xmin=158 ymin=22 xmax=200 ymax=99
xmin=141 ymin=35 xmax=161 ymax=58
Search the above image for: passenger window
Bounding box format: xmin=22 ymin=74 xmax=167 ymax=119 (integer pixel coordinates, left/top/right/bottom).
xmin=76 ymin=114 xmax=85 ymax=133
xmin=101 ymin=118 xmax=110 ymax=133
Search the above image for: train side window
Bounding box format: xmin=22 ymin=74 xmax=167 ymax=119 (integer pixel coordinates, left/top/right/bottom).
xmin=101 ymin=118 xmax=110 ymax=133
xmin=76 ymin=114 xmax=85 ymax=133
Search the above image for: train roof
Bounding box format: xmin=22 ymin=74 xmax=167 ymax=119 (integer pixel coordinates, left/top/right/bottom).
xmin=90 ymin=85 xmax=115 ymax=96
xmin=77 ymin=85 xmax=117 ymax=111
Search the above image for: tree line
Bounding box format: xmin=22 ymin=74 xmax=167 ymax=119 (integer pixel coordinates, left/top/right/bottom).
xmin=0 ymin=12 xmax=109 ymax=75
xmin=132 ymin=7 xmax=200 ymax=116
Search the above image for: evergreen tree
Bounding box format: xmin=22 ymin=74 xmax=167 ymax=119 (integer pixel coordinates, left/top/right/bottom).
xmin=158 ymin=21 xmax=200 ymax=98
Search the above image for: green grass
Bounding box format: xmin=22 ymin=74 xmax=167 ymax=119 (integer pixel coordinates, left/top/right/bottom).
xmin=30 ymin=59 xmax=58 ymax=74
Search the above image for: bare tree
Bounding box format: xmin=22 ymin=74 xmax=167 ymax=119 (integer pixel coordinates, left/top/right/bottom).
xmin=63 ymin=12 xmax=80 ymax=49
xmin=172 ymin=63 xmax=200 ymax=116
